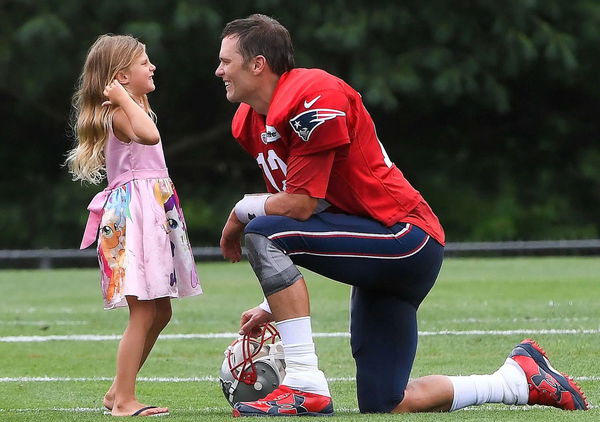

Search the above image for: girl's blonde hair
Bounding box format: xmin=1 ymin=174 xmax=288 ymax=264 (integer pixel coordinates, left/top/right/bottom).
xmin=65 ymin=34 xmax=153 ymax=184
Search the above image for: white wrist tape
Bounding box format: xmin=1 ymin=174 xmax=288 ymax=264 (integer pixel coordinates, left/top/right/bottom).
xmin=234 ymin=194 xmax=271 ymax=224
xmin=258 ymin=297 xmax=272 ymax=314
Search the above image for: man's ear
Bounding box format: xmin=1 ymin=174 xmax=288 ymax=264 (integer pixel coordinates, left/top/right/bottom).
xmin=116 ymin=70 xmax=129 ymax=85
xmin=252 ymin=55 xmax=267 ymax=74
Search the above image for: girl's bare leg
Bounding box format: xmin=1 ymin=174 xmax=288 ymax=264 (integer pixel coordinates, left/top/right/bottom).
xmin=103 ymin=298 xmax=172 ymax=410
xmin=108 ymin=296 xmax=171 ymax=416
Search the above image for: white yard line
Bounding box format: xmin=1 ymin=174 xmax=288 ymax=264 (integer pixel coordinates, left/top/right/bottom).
xmin=0 ymin=320 xmax=88 ymax=326
xmin=1 ymin=375 xmax=598 ymax=383
xmin=418 ymin=329 xmax=600 ymax=336
xmin=0 ymin=407 xmax=100 ymax=413
xmin=2 ymin=328 xmax=600 ymax=343
xmin=0 ymin=376 xmax=219 ymax=382
xmin=0 ymin=406 xmax=231 ymax=413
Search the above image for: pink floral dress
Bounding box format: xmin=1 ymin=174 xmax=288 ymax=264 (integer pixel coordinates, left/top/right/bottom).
xmin=81 ymin=130 xmax=202 ymax=309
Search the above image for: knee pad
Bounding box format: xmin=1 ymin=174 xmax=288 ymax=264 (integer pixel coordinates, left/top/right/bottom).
xmin=244 ymin=233 xmax=303 ymax=297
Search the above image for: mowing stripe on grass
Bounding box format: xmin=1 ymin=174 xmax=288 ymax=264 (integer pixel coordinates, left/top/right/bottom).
xmin=2 ymin=328 xmax=600 ymax=343
xmin=1 ymin=317 xmax=592 ymax=325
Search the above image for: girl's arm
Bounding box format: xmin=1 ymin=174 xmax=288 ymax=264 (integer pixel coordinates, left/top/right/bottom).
xmin=103 ymin=80 xmax=160 ymax=145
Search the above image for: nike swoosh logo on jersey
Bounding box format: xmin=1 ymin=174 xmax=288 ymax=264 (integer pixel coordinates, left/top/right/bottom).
xmin=304 ymin=95 xmax=321 ymax=108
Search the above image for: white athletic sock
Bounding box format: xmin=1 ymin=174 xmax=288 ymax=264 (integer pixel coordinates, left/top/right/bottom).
xmin=275 ymin=317 xmax=330 ymax=397
xmin=449 ymin=358 xmax=528 ymax=411
xmin=275 ymin=316 xmax=314 ymax=345
xmin=495 ymin=358 xmax=529 ymax=405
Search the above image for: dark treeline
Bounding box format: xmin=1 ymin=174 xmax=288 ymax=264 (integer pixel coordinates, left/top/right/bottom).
xmin=1 ymin=0 xmax=599 ymax=249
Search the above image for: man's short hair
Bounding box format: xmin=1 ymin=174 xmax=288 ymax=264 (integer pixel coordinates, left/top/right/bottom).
xmin=221 ymin=14 xmax=295 ymax=76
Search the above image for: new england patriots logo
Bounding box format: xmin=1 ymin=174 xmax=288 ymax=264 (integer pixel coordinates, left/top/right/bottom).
xmin=289 ymin=109 xmax=346 ymax=142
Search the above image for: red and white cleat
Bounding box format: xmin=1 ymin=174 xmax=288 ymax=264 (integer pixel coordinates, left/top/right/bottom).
xmin=232 ymin=385 xmax=334 ymax=417
xmin=509 ymin=339 xmax=589 ymax=410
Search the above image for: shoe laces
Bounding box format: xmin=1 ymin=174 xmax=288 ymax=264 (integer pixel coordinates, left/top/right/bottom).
xmin=261 ymin=386 xmax=293 ymax=402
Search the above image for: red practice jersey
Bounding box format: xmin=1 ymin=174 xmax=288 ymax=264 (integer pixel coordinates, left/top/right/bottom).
xmin=231 ymin=68 xmax=445 ymax=245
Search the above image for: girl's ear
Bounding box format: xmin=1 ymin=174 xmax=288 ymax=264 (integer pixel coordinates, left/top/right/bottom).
xmin=116 ymin=70 xmax=129 ymax=85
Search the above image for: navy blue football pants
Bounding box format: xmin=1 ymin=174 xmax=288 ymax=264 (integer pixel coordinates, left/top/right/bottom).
xmin=245 ymin=212 xmax=444 ymax=413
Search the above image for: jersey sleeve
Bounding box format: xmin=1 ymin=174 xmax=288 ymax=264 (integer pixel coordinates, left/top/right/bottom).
xmin=284 ymin=149 xmax=337 ymax=198
xmin=286 ymin=89 xmax=351 ymax=156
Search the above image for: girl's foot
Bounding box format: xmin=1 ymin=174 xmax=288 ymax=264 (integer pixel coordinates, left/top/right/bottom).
xmin=110 ymin=400 xmax=169 ymax=417
xmin=103 ymin=392 xmax=114 ymax=411
xmin=130 ymin=406 xmax=170 ymax=416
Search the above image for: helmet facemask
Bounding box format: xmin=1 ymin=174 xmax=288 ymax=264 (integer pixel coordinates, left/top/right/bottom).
xmin=219 ymin=323 xmax=286 ymax=406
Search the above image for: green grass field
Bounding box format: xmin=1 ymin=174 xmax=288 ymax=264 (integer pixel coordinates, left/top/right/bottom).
xmin=0 ymin=257 xmax=598 ymax=421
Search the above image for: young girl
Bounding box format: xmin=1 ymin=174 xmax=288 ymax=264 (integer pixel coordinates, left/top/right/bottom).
xmin=65 ymin=34 xmax=202 ymax=417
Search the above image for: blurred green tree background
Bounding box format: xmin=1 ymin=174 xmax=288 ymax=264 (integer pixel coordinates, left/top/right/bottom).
xmin=1 ymin=0 xmax=599 ymax=249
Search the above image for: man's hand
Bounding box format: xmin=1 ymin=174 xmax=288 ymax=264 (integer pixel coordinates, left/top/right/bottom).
xmin=239 ymin=306 xmax=274 ymax=337
xmin=220 ymin=209 xmax=245 ymax=262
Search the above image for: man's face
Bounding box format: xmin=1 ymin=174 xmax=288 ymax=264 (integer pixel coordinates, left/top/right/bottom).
xmin=215 ymin=36 xmax=255 ymax=103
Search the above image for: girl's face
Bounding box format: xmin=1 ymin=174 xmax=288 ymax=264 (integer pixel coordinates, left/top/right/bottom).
xmin=122 ymin=51 xmax=156 ymax=97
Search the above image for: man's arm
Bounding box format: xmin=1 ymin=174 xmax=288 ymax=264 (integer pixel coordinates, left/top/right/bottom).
xmin=265 ymin=192 xmax=318 ymax=221
xmin=220 ymin=192 xmax=318 ymax=262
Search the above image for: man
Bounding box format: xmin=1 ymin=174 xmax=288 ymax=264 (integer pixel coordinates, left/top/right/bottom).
xmin=215 ymin=14 xmax=589 ymax=416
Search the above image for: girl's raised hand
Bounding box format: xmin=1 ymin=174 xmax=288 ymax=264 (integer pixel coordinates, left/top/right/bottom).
xmin=102 ymin=80 xmax=130 ymax=107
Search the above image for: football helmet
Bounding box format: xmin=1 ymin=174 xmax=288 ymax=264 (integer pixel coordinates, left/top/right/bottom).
xmin=219 ymin=323 xmax=286 ymax=407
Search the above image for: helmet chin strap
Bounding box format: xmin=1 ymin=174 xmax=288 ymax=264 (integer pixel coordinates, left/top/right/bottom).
xmin=265 ymin=342 xmax=286 ymax=384
xmin=226 ymin=378 xmax=240 ymax=405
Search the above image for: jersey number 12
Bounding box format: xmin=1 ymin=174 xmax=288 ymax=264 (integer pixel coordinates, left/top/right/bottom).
xmin=256 ymin=150 xmax=287 ymax=192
